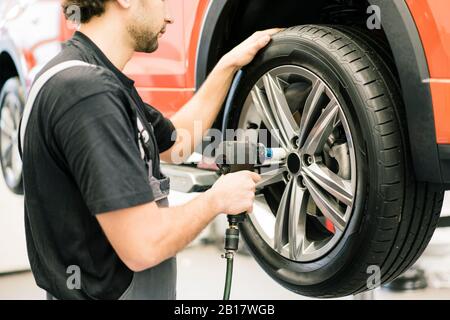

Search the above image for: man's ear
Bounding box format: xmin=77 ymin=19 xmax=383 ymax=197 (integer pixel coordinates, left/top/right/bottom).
xmin=116 ymin=0 xmax=132 ymax=9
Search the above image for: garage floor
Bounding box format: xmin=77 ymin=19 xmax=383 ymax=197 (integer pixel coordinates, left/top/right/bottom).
xmin=1 ymin=185 xmax=450 ymax=300
xmin=1 ymin=236 xmax=450 ymax=300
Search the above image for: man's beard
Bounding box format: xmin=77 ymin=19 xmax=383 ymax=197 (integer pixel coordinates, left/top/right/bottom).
xmin=127 ymin=24 xmax=159 ymax=53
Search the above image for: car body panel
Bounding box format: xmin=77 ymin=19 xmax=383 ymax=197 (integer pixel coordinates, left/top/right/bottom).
xmin=406 ymin=0 xmax=450 ymax=144
xmin=1 ymin=0 xmax=65 ymax=93
xmin=123 ymin=0 xmax=210 ymax=117
xmin=2 ymin=0 xmax=449 ymax=144
xmin=1 ymin=0 xmax=450 ymax=276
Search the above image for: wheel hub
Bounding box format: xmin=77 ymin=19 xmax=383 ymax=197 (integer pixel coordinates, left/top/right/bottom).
xmin=286 ymin=152 xmax=301 ymax=175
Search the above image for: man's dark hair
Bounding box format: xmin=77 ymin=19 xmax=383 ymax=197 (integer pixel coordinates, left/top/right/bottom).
xmin=62 ymin=0 xmax=112 ymax=24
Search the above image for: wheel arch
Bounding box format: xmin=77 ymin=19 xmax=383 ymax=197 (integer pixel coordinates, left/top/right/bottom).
xmin=0 ymin=37 xmax=27 ymax=96
xmin=369 ymin=0 xmax=445 ymax=185
xmin=195 ymin=0 xmax=446 ymax=185
xmin=195 ymin=0 xmax=230 ymax=91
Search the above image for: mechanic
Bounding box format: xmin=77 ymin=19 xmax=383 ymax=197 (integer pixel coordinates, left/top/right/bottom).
xmin=21 ymin=0 xmax=280 ymax=300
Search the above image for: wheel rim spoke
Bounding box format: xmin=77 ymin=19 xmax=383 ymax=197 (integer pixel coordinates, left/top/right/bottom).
xmin=303 ymin=163 xmax=353 ymax=206
xmin=257 ymin=166 xmax=287 ymax=190
xmin=13 ymin=104 xmax=21 ymax=128
xmin=303 ymin=99 xmax=339 ymax=155
xmin=251 ymin=86 xmax=287 ymax=149
xmin=1 ymin=107 xmax=15 ymax=138
xmin=302 ymin=173 xmax=347 ymax=232
xmin=2 ymin=141 xmax=13 ymax=167
xmin=0 ymin=119 xmax=14 ymax=139
xmin=6 ymin=96 xmax=19 ymax=128
xmin=288 ymin=183 xmax=307 ymax=260
xmin=262 ymin=74 xmax=300 ymax=146
xmin=274 ymin=180 xmax=293 ymax=252
xmin=299 ymin=80 xmax=326 ymax=145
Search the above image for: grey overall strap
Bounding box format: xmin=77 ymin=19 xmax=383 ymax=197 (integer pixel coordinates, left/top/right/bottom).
xmin=19 ymin=60 xmax=95 ymax=155
xmin=18 ymin=59 xmax=166 ymax=196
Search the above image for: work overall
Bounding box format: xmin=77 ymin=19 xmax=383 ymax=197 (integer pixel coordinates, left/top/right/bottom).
xmin=20 ymin=61 xmax=176 ymax=300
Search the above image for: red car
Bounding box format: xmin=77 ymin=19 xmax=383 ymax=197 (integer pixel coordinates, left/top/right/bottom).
xmin=1 ymin=0 xmax=449 ymax=297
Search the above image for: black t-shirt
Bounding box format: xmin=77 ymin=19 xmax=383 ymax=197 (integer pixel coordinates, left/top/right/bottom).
xmin=22 ymin=31 xmax=176 ymax=299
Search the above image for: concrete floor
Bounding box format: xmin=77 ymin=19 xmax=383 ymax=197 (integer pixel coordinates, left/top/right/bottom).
xmin=0 ymin=245 xmax=305 ymax=300
xmin=1 ymin=238 xmax=450 ymax=300
xmin=1 ymin=177 xmax=450 ymax=299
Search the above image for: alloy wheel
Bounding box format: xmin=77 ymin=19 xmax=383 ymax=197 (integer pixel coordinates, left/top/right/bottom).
xmin=237 ymin=65 xmax=357 ymax=262
xmin=0 ymin=91 xmax=23 ymax=190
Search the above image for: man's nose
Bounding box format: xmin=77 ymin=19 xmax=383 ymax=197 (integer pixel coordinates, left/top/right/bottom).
xmin=165 ymin=16 xmax=174 ymax=24
xmin=165 ymin=2 xmax=174 ymax=24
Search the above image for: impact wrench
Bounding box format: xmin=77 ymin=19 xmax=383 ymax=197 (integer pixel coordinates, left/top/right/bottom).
xmin=216 ymin=141 xmax=286 ymax=300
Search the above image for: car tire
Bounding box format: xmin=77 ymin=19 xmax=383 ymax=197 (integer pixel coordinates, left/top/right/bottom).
xmin=226 ymin=25 xmax=444 ymax=298
xmin=0 ymin=77 xmax=24 ymax=195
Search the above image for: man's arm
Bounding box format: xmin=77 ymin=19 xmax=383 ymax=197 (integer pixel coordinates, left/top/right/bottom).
xmin=96 ymin=170 xmax=261 ymax=272
xmin=96 ymin=191 xmax=217 ymax=272
xmin=160 ymin=29 xmax=283 ymax=164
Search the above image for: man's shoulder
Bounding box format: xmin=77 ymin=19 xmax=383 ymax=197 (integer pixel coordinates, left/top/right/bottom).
xmin=35 ymin=60 xmax=127 ymax=115
xmin=32 ymin=61 xmax=131 ymax=131
xmin=45 ymin=62 xmax=122 ymax=97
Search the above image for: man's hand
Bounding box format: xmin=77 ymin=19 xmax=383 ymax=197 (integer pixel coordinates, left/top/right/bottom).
xmin=162 ymin=28 xmax=284 ymax=164
xmin=206 ymin=171 xmax=262 ymax=215
xmin=218 ymin=28 xmax=284 ymax=71
xmin=96 ymin=170 xmax=261 ymax=272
